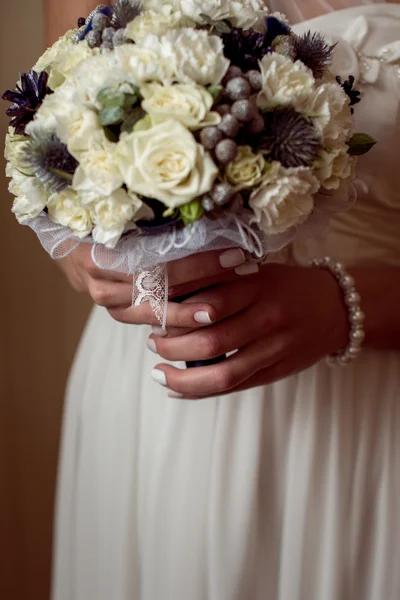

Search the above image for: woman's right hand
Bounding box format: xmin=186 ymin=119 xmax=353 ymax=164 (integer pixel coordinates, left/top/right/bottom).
xmin=58 ymin=244 xmax=250 ymax=329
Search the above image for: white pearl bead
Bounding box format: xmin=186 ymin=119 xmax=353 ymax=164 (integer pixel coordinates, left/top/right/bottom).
xmin=345 ymin=291 xmax=361 ymax=306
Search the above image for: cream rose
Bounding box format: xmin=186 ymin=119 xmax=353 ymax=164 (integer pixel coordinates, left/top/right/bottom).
xmin=258 ymin=53 xmax=315 ymax=110
xmin=47 ymin=188 xmax=92 ymax=237
xmin=125 ymin=8 xmax=184 ymax=43
xmin=314 ymin=147 xmax=356 ymax=190
xmin=249 ymin=166 xmax=319 ymax=234
xmin=72 ymin=134 xmax=124 ymax=202
xmin=141 ymin=83 xmax=221 ymax=129
xmin=10 ymin=170 xmax=49 ymax=223
xmin=159 ymin=28 xmax=230 ymax=86
xmin=225 ymin=146 xmax=273 ymax=191
xmin=117 ymin=120 xmax=218 ymax=208
xmin=90 ymin=189 xmax=151 ymax=248
xmin=300 ymin=82 xmax=353 ymax=147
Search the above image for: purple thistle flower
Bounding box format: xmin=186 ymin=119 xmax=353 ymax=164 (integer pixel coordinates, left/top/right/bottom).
xmin=293 ymin=31 xmax=335 ymax=79
xmin=259 ymin=109 xmax=321 ymax=168
xmin=2 ymin=71 xmax=53 ymax=135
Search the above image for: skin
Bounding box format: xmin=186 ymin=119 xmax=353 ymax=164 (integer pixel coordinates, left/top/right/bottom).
xmin=48 ymin=0 xmax=400 ymax=399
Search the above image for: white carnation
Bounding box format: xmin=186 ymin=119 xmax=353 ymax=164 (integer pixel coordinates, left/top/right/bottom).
xmin=300 ymin=82 xmax=353 ymax=147
xmin=125 ymin=8 xmax=184 ymax=43
xmin=90 ymin=189 xmax=150 ymax=248
xmin=159 ymin=28 xmax=230 ymax=86
xmin=9 ymin=170 xmax=49 ymax=223
xmin=71 ymin=53 xmax=131 ymax=104
xmin=117 ymin=119 xmax=218 ymax=208
xmin=249 ymin=166 xmax=319 ymax=234
xmin=180 ymin=0 xmax=265 ymax=28
xmin=34 ymin=33 xmax=97 ymax=90
xmin=114 ymin=39 xmax=171 ymax=83
xmin=141 ymin=82 xmax=221 ymax=129
xmin=72 ymin=134 xmax=123 ymax=202
xmin=314 ymin=147 xmax=356 ymax=190
xmin=258 ymin=53 xmax=315 ymax=110
xmin=47 ymin=188 xmax=93 ymax=238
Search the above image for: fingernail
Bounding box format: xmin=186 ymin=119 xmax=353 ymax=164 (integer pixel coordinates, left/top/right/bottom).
xmin=194 ymin=310 xmax=212 ymax=324
xmin=152 ymin=326 xmax=167 ymax=337
xmin=147 ymin=338 xmax=158 ymax=354
xmin=219 ymin=248 xmax=246 ymax=269
xmin=151 ymin=369 xmax=167 ymax=386
xmin=168 ymin=390 xmax=184 ymax=399
xmin=235 ymin=263 xmax=260 ymax=276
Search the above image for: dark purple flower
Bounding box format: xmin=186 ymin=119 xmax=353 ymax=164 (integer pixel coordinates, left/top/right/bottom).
xmin=336 ymin=75 xmax=361 ymax=113
xmin=293 ymin=31 xmax=335 ymax=79
xmin=222 ymin=28 xmax=273 ymax=72
xmin=259 ymin=109 xmax=321 ymax=168
xmin=2 ymin=70 xmax=53 ymax=135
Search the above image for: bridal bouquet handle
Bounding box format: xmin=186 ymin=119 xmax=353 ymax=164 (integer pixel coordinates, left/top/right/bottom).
xmin=3 ymin=0 xmax=375 ymax=368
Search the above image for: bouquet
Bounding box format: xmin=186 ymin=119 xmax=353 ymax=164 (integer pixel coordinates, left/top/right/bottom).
xmin=3 ymin=0 xmax=375 ymax=337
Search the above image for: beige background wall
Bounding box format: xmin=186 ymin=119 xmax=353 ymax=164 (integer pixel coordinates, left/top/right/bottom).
xmin=0 ymin=2 xmax=91 ymax=598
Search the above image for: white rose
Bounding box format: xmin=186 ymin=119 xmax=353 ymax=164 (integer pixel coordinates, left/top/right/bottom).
xmin=125 ymin=8 xmax=184 ymax=43
xmin=72 ymin=134 xmax=124 ymax=202
xmin=117 ymin=119 xmax=218 ymax=208
xmin=314 ymin=147 xmax=356 ymax=190
xmin=90 ymin=189 xmax=151 ymax=248
xmin=10 ymin=170 xmax=49 ymax=223
xmin=225 ymin=146 xmax=274 ymax=191
xmin=114 ymin=39 xmax=171 ymax=83
xmin=258 ymin=53 xmax=315 ymax=110
xmin=249 ymin=166 xmax=319 ymax=234
xmin=141 ymin=82 xmax=221 ymax=129
xmin=52 ymin=104 xmax=102 ymax=158
xmin=300 ymin=82 xmax=353 ymax=147
xmin=47 ymin=188 xmax=92 ymax=238
xmin=159 ymin=28 xmax=230 ymax=86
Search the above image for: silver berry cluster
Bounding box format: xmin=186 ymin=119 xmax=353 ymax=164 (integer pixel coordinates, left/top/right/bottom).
xmin=85 ymin=12 xmax=127 ymax=50
xmin=200 ymin=66 xmax=264 ymax=167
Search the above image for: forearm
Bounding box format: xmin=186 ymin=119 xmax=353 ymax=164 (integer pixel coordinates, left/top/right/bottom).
xmin=44 ymin=0 xmax=106 ymax=45
xmin=349 ymin=267 xmax=400 ymax=350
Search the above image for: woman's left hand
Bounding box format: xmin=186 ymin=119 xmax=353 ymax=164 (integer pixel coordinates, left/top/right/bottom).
xmin=149 ymin=263 xmax=350 ymax=398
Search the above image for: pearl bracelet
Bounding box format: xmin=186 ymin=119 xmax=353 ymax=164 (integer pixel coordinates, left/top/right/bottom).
xmin=311 ymin=257 xmax=365 ymax=367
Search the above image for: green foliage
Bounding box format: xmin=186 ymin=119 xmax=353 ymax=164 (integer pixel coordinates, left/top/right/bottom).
xmin=179 ymin=199 xmax=205 ymax=226
xmin=347 ymin=133 xmax=377 ymax=156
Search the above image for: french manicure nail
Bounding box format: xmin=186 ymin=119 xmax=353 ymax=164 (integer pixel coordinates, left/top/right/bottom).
xmin=151 ymin=369 xmax=167 ymax=386
xmin=147 ymin=338 xmax=158 ymax=354
xmin=235 ymin=262 xmax=260 ymax=276
xmin=152 ymin=326 xmax=167 ymax=337
xmin=219 ymin=248 xmax=246 ymax=269
xmin=168 ymin=390 xmax=184 ymax=399
xmin=194 ymin=310 xmax=212 ymax=324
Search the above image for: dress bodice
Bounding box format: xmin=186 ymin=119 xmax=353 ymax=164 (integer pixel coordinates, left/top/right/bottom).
xmin=288 ymin=4 xmax=400 ymax=266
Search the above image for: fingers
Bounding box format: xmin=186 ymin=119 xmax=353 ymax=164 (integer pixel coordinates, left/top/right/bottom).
xmin=87 ymin=280 xmax=133 ymax=308
xmin=167 ymin=248 xmax=246 ymax=288
xmin=151 ymin=335 xmax=286 ymax=398
xmin=151 ymin=305 xmax=262 ymax=362
xmin=109 ymin=298 xmax=221 ymax=328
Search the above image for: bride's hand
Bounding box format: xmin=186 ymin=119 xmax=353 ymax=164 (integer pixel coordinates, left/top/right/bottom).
xmin=149 ymin=264 xmax=350 ymax=398
xmin=58 ymin=245 xmax=248 ymax=327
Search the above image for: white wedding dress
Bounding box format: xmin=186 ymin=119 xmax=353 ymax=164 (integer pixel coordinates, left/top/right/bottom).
xmin=52 ymin=3 xmax=400 ymax=599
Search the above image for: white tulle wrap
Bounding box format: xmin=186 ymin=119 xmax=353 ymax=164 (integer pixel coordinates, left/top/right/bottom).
xmin=25 ymin=184 xmax=355 ymax=328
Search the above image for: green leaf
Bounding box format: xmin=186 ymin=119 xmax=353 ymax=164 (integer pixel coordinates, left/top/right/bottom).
xmin=347 ymin=133 xmax=377 ymax=156
xmin=97 ymin=88 xmax=125 ymax=108
xmin=133 ymin=114 xmax=152 ymax=132
xmin=214 ymin=20 xmax=232 ymax=35
xmin=207 ymin=84 xmax=223 ymax=103
xmin=199 ymin=13 xmax=213 ymax=25
xmin=179 ymin=199 xmax=205 ymax=226
xmin=99 ymin=105 xmax=125 ymax=126
xmin=48 ymin=168 xmax=74 ymax=182
xmin=121 ymin=107 xmax=146 ymax=133
xmin=122 ymin=93 xmax=138 ymax=109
